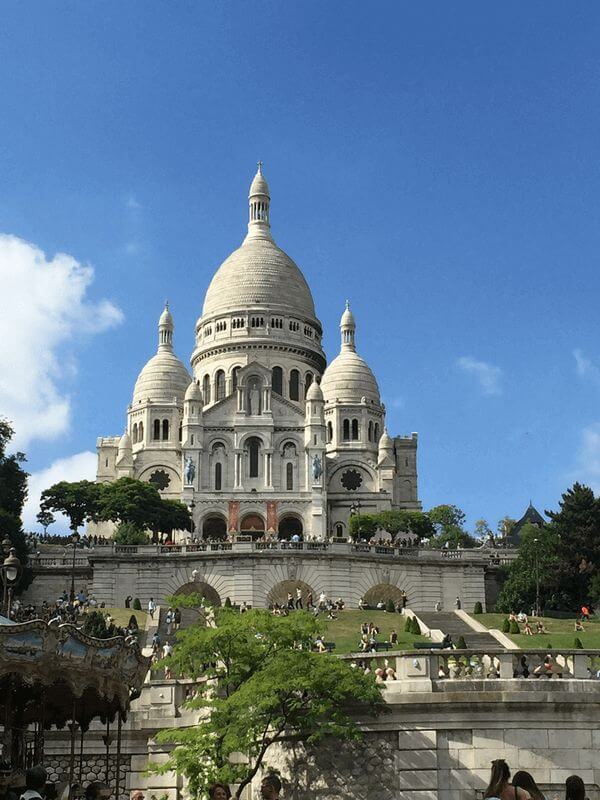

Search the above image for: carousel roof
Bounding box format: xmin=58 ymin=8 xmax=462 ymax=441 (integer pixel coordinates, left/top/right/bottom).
xmin=0 ymin=619 xmax=149 ymax=729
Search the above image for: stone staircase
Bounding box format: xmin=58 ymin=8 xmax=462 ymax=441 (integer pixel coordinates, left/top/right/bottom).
xmin=416 ymin=611 xmax=503 ymax=650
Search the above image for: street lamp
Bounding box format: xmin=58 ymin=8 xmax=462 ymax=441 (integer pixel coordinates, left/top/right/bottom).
xmin=2 ymin=547 xmax=22 ymax=617
xmin=189 ymin=499 xmax=196 ymax=536
xmin=533 ymin=538 xmax=540 ymax=617
xmin=69 ymin=529 xmax=80 ymax=603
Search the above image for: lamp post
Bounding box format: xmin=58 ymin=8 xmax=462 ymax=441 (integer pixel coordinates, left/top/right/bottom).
xmin=2 ymin=547 xmax=22 ymax=617
xmin=69 ymin=528 xmax=80 ymax=603
xmin=189 ymin=499 xmax=196 ymax=537
xmin=350 ymin=500 xmax=362 ymax=541
xmin=533 ymin=537 xmax=540 ymax=617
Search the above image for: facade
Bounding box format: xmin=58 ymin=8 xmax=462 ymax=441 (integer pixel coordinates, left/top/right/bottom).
xmin=95 ymin=166 xmax=420 ymax=540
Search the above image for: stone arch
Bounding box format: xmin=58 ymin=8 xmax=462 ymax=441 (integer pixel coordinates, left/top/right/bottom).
xmin=267 ymin=579 xmax=315 ymax=608
xmin=278 ymin=514 xmax=303 ymax=540
xmin=240 ymin=513 xmax=265 ymax=535
xmin=202 ymin=513 xmax=227 ymax=540
xmin=174 ymin=580 xmax=222 ymax=608
xmin=363 ymin=583 xmax=404 ymax=606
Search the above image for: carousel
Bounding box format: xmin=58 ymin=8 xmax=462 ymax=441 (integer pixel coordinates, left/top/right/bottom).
xmin=0 ymin=556 xmax=149 ymax=798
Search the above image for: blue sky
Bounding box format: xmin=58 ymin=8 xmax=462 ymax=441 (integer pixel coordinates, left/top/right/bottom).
xmin=2 ymin=1 xmax=600 ymax=531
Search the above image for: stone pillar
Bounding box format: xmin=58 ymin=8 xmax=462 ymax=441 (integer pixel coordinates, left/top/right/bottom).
xmin=234 ymin=451 xmax=242 ymax=488
xmin=228 ymin=501 xmax=240 ymax=533
xmin=264 ymin=451 xmax=273 ymax=487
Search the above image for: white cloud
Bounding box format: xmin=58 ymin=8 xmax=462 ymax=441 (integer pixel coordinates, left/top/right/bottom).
xmin=0 ymin=234 xmax=123 ymax=448
xmin=572 ymin=423 xmax=600 ymax=493
xmin=574 ymin=349 xmax=600 ymax=387
xmin=457 ymin=356 xmax=502 ymax=396
xmin=23 ymin=451 xmax=98 ymax=531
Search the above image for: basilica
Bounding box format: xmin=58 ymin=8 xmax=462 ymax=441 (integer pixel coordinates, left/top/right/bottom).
xmin=95 ymin=166 xmax=420 ymax=540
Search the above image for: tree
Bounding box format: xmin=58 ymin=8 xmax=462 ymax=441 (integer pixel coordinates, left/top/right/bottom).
xmin=82 ymin=610 xmax=118 ymax=639
xmin=153 ymin=608 xmax=385 ymax=799
xmin=36 ymin=510 xmax=55 ymax=535
xmin=99 ymin=478 xmax=191 ymax=537
xmin=40 ymin=480 xmax=101 ymax=532
xmin=348 ymin=513 xmax=378 ymax=538
xmin=497 ymin=516 xmax=517 ymax=539
xmin=155 ymin=499 xmax=193 ymax=537
xmin=113 ymin=522 xmax=148 ymax=545
xmin=427 ymin=504 xmax=476 ymax=549
xmin=0 ymin=420 xmax=32 ymax=591
xmin=474 ymin=519 xmax=492 ymax=541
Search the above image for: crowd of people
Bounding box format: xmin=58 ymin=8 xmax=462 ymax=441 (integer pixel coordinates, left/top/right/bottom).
xmin=483 ymin=758 xmax=588 ymax=800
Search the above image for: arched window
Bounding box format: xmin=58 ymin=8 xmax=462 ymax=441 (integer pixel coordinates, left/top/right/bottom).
xmin=203 ymin=374 xmax=211 ymax=404
xmin=215 ymin=369 xmax=226 ymax=401
xmin=305 ymin=372 xmax=313 ymax=397
xmin=342 ymin=419 xmax=350 ymax=441
xmin=247 ymin=436 xmax=261 ymax=478
xmin=138 ymin=421 xmax=144 ymax=442
xmin=368 ymin=421 xmax=373 ymax=442
xmin=374 ymin=423 xmax=380 ymax=442
xmin=351 ymin=419 xmax=359 ymax=440
xmin=327 ymin=421 xmax=333 ymax=442
xmin=178 ymin=421 xmax=182 ymax=442
xmin=286 ymin=462 xmax=293 ymax=491
xmin=336 ymin=523 xmax=343 ymax=538
xmin=153 ymin=419 xmax=160 ymax=440
xmin=132 ymin=423 xmax=138 ymax=444
xmin=232 ymin=366 xmax=240 ymax=392
xmin=162 ymin=419 xmax=170 ymax=440
xmin=215 ymin=462 xmax=222 ymax=491
xmin=272 ymin=366 xmax=283 ymax=395
xmin=289 ymin=369 xmax=300 ymax=401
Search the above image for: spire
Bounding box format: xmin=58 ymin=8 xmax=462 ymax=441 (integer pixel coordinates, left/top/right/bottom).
xmin=340 ymin=300 xmax=356 ymax=352
xmin=246 ymin=162 xmax=272 ymax=242
xmin=158 ymin=301 xmax=174 ymax=352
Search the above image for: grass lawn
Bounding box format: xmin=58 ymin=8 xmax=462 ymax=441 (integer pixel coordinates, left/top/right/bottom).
xmin=102 ymin=606 xmax=149 ymax=629
xmin=322 ymin=609 xmax=428 ymax=654
xmin=472 ymin=612 xmax=600 ymax=649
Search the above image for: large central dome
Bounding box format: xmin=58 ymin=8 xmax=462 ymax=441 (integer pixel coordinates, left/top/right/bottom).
xmin=202 ymin=237 xmax=316 ymax=319
xmin=201 ymin=165 xmax=318 ymax=323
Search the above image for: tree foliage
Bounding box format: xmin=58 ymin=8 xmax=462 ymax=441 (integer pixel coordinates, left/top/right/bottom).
xmin=113 ymin=522 xmax=148 ymax=545
xmin=82 ymin=610 xmax=118 ymax=639
xmin=153 ymin=608 xmax=385 ymax=799
xmin=36 ymin=510 xmax=55 ymax=535
xmin=0 ymin=419 xmax=32 ymax=591
xmin=348 ymin=509 xmax=434 ymax=540
xmin=495 ymin=523 xmax=559 ymax=613
xmin=40 ymin=480 xmax=101 ymax=531
xmin=427 ymin=504 xmax=477 ymax=549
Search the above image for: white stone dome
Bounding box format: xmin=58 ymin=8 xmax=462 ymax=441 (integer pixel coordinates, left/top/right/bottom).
xmin=378 ymin=429 xmax=394 ymax=450
xmin=306 ymin=379 xmax=324 ymax=401
xmin=321 ymin=350 xmax=380 ymax=405
xmin=133 ymin=351 xmax=191 ymax=405
xmin=184 ymin=380 xmax=203 ymax=402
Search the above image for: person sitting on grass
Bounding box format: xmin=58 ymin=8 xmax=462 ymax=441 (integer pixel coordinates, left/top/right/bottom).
xmin=524 ymin=621 xmax=534 ymax=636
xmin=575 ymin=619 xmax=584 ymax=632
xmin=314 ymin=636 xmax=326 ymax=653
xmin=536 ymin=621 xmax=547 ymax=634
xmin=389 ymin=629 xmax=398 ymax=646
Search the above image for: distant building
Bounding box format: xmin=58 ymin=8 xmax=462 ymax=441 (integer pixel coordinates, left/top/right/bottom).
xmin=506 ymin=502 xmax=546 ymax=547
xmin=94 ymin=166 xmax=421 ymax=540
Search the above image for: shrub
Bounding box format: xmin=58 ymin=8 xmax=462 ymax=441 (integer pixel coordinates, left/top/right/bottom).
xmin=547 ymin=642 xmax=552 ymax=649
xmin=404 ymin=616 xmax=413 ymax=632
xmin=502 ymin=618 xmax=510 ymax=633
xmin=224 ymin=596 xmax=232 ymax=608
xmin=473 ymin=601 xmax=483 ymax=615
xmin=574 ymin=637 xmax=583 ymax=649
xmin=386 ymin=598 xmax=396 ymax=614
xmin=509 ymin=620 xmax=520 ymax=635
xmin=82 ymin=610 xmax=117 ymax=640
xmin=133 ymin=597 xmax=142 ymax=611
xmin=456 ymin=636 xmax=467 ymax=649
xmin=411 ymin=617 xmax=422 ymax=636
xmin=113 ymin=521 xmax=147 ymax=545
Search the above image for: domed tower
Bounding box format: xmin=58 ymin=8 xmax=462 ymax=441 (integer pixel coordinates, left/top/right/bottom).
xmin=321 ymin=301 xmax=385 ymax=456
xmin=191 ymin=164 xmax=326 ymax=408
xmin=124 ymin=303 xmax=191 ymax=497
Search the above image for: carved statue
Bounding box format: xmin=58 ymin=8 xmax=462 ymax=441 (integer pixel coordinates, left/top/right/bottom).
xmin=248 ymin=380 xmax=261 ymax=415
xmin=185 ymin=456 xmax=196 ymax=485
xmin=312 ymin=453 xmax=322 ymax=481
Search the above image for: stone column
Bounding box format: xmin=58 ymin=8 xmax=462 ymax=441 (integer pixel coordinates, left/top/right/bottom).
xmin=266 ymin=500 xmax=278 ymax=534
xmin=234 ymin=451 xmax=242 ymax=488
xmin=228 ymin=501 xmax=240 ymax=533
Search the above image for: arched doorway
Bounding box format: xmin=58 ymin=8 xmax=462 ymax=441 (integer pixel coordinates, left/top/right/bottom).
xmin=175 ymin=581 xmax=222 ymax=608
xmin=240 ymin=513 xmax=265 ymax=539
xmin=363 ymin=584 xmax=404 ymax=607
xmin=278 ymin=515 xmax=303 ymax=540
xmin=202 ymin=514 xmax=227 ymax=541
xmin=267 ymin=579 xmax=314 ymax=609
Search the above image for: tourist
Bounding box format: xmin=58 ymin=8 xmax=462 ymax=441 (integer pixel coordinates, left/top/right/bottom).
xmin=286 ymin=592 xmax=294 ymax=610
xmin=20 ymin=765 xmax=47 ymax=800
xmin=565 ymin=775 xmax=587 ymax=800
xmin=240 ymin=601 xmax=248 ymax=613
xmin=581 ymin=606 xmax=590 ymax=622
xmin=575 ymin=619 xmax=584 ymax=632
xmin=84 ymin=783 xmax=111 ymax=800
xmin=401 ymin=590 xmax=407 ymax=608
xmin=295 ymin=587 xmax=303 ymax=609
xmin=162 ymin=642 xmax=173 ymax=659
xmin=513 ymin=771 xmax=546 ymax=800
xmin=455 ymin=596 xmax=461 ymax=610
xmin=483 ymin=759 xmax=530 ymax=800
xmin=314 ymin=636 xmax=326 ymax=653
xmin=358 ymin=597 xmax=365 ymax=610
xmin=524 ymin=621 xmax=534 ymax=636
xmin=173 ymin=607 xmax=181 ymax=630
xmin=260 ymin=774 xmax=281 ymax=800
xmin=165 ymin=608 xmax=174 ymax=635
xmin=306 ymin=591 xmax=314 ymax=610
xmin=389 ymin=630 xmax=398 ymax=645
xmin=318 ymin=591 xmax=327 ymax=610
xmin=517 ymin=611 xmax=527 ymax=623
xmin=148 ymin=597 xmax=156 ymax=619
xmin=536 ymin=621 xmax=547 ymax=634
xmin=434 ymin=601 xmax=442 ymax=612
xmin=441 ymin=633 xmax=454 ymax=649
xmin=208 ymin=783 xmax=231 ymax=799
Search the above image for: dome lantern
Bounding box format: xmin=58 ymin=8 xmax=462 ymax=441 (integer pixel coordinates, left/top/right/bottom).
xmin=158 ymin=301 xmax=174 ymax=351
xmin=246 ymin=161 xmax=272 ymax=242
xmin=340 ymin=299 xmax=356 ymax=352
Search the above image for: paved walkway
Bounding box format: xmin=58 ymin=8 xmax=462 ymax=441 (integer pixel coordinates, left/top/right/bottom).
xmin=417 ymin=611 xmax=502 ymax=650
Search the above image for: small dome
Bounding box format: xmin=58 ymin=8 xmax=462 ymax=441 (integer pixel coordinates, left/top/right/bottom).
xmin=321 ymin=350 xmax=380 ymax=405
xmin=249 ymin=166 xmax=270 ymax=197
xmin=133 ymin=352 xmax=191 ymax=405
xmin=378 ymin=429 xmax=394 ymax=450
xmin=159 ymin=303 xmax=173 ymax=327
xmin=185 ymin=380 xmax=203 ymax=402
xmin=340 ymin=300 xmax=355 ymax=328
xmin=306 ymin=380 xmax=324 ymax=401
xmin=118 ymin=431 xmax=132 ymax=451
